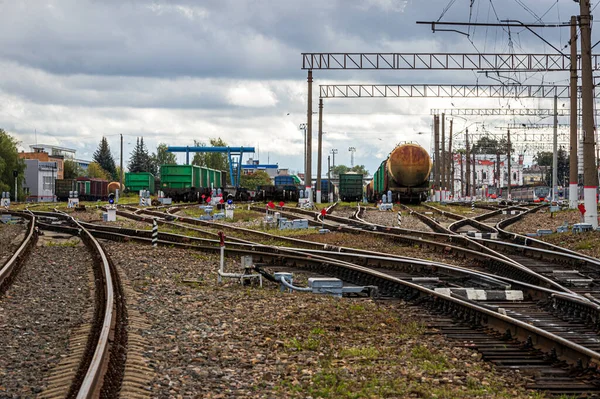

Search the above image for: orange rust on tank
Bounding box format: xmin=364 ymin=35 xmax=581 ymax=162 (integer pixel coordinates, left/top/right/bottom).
xmin=386 ymin=143 xmax=432 ymax=187
xmin=107 ymin=181 xmax=124 ymax=194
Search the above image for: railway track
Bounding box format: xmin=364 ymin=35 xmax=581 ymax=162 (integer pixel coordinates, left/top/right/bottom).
xmin=1 ymin=210 xmax=128 ymax=398
xmin=0 ymin=211 xmax=37 ymax=296
xmin=28 ymin=208 xmax=600 ymax=396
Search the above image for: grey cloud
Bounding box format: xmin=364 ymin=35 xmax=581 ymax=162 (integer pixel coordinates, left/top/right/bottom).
xmin=0 ymin=0 xmax=579 ymax=81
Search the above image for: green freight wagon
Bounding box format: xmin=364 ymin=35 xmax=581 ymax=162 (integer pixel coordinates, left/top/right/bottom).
xmin=200 ymin=167 xmax=209 ymax=187
xmin=125 ymin=172 xmax=155 ymax=194
xmin=160 ymin=165 xmax=197 ymax=189
xmin=339 ymin=173 xmax=364 ymax=202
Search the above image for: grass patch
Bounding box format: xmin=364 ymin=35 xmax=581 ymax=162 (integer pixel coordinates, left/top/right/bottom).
xmin=411 ymin=344 xmax=450 ymax=372
xmin=46 ymin=239 xmax=79 ymax=247
xmin=397 ymin=320 xmax=425 ymax=339
xmin=574 ymin=239 xmax=595 ymax=250
xmin=285 ymin=337 xmax=321 ymax=351
xmin=339 ymin=346 xmax=380 ymax=360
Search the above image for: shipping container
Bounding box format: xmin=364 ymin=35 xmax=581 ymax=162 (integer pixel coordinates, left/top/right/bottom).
xmin=125 ymin=172 xmax=155 ymax=194
xmin=339 ymin=173 xmax=363 ymax=202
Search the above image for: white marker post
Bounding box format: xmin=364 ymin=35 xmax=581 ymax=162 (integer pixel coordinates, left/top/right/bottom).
xmin=152 ymin=218 xmax=158 ymax=248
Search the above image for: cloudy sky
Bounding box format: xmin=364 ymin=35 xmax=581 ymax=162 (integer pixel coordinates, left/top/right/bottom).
xmin=1 ymin=0 xmax=594 ymax=176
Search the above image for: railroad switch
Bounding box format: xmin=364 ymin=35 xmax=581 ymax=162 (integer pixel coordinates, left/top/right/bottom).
xmin=274 ymin=274 xmax=377 ymax=298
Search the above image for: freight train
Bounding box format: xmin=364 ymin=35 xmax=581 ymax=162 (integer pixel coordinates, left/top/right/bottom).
xmin=366 ymin=143 xmax=432 ymax=204
xmin=55 ymin=177 xmax=109 ymax=201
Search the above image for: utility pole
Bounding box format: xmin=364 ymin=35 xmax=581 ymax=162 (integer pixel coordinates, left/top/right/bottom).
xmin=306 ymin=70 xmax=313 ymax=202
xmin=330 ymin=149 xmax=338 ymax=175
xmin=317 ymin=98 xmax=323 ymax=204
xmin=472 ymin=149 xmax=476 ymax=197
xmin=579 ymin=1 xmax=598 ymax=227
xmin=327 ymin=155 xmax=331 ymax=202
xmin=552 ymin=94 xmax=558 ymax=202
xmin=441 ymin=113 xmax=446 ymax=200
xmin=496 ymin=152 xmax=501 ymax=195
xmin=448 ymin=118 xmax=453 ymax=199
xmin=569 ymin=15 xmax=579 ymax=209
xmin=13 ymin=170 xmax=17 ymax=202
xmin=465 ymin=129 xmax=471 ymax=198
xmin=434 ymin=115 xmax=440 ymax=201
xmin=507 ymin=129 xmax=511 ymax=200
xmin=120 ymin=134 xmax=124 ymax=198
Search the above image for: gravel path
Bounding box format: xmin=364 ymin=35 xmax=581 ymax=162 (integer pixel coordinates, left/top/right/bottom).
xmin=0 ymin=235 xmax=93 ymax=397
xmin=0 ymin=223 xmax=26 ymax=265
xmin=106 ymin=242 xmax=539 ymax=398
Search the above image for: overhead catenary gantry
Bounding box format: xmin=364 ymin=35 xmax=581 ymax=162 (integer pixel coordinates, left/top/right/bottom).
xmin=430 ymin=108 xmax=595 ymax=116
xmin=301 ymin=53 xmax=600 ymax=71
xmin=302 ymin=10 xmax=596 ymax=211
xmin=319 ymin=84 xmax=582 ymax=99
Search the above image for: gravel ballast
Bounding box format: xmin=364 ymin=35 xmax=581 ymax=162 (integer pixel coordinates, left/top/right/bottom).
xmin=107 ymin=241 xmax=542 ymax=398
xmin=0 ymin=223 xmax=26 ymax=264
xmin=0 ymin=236 xmax=93 ymax=397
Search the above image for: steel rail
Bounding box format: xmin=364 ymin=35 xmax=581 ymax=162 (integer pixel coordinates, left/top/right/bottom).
xmin=0 ymin=211 xmax=37 ymax=294
xmin=72 ymin=213 xmax=116 ymax=399
xmin=109 ymin=206 xmax=571 ymax=295
xmin=37 ymin=216 xmax=600 ymax=369
xmin=53 ymin=214 xmax=586 ymax=303
xmin=496 ymin=207 xmax=600 ymax=265
xmin=155 ymin=205 xmax=577 ymax=295
xmin=50 ymin=218 xmax=573 ymax=302
xmin=40 ymin=209 xmax=118 ymax=398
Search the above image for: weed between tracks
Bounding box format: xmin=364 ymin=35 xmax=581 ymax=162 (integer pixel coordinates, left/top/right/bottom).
xmin=273 ymin=300 xmax=541 ymax=399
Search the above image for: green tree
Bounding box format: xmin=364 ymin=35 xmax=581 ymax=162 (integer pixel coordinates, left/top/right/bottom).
xmin=534 ymin=148 xmax=569 ymax=186
xmin=351 ymin=165 xmax=369 ymax=175
xmin=332 ymin=164 xmax=349 ymax=177
xmin=151 ymin=143 xmax=177 ymax=177
xmin=64 ymin=159 xmax=84 ymax=179
xmin=87 ymin=162 xmax=111 ymax=180
xmin=93 ymin=137 xmax=117 ymax=179
xmin=128 ymin=137 xmax=153 ymax=173
xmin=0 ymin=129 xmax=26 ymax=199
xmin=471 ymin=136 xmax=513 ymax=155
xmin=239 ymin=170 xmax=272 ymax=190
xmin=534 ymin=151 xmax=553 ymax=166
xmin=191 ymin=138 xmax=229 ymax=171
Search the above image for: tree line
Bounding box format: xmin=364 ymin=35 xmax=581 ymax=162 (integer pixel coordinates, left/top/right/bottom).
xmin=72 ymin=136 xmax=230 ymax=181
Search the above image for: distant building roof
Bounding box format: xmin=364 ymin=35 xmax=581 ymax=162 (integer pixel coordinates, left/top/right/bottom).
xmin=30 ymin=144 xmax=77 ymax=152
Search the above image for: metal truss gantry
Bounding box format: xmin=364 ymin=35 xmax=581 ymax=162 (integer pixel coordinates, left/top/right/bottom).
xmin=301 ymin=53 xmax=600 ymax=71
xmin=497 ymin=123 xmax=572 ymax=129
xmin=430 ymin=108 xmax=584 ymax=116
xmin=319 ymin=84 xmax=580 ymax=99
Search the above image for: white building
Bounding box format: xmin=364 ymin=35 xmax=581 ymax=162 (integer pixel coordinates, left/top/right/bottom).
xmin=30 ymin=144 xmax=90 ymax=171
xmin=452 ymin=154 xmax=524 ymax=199
xmin=23 ymin=159 xmax=58 ymax=202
